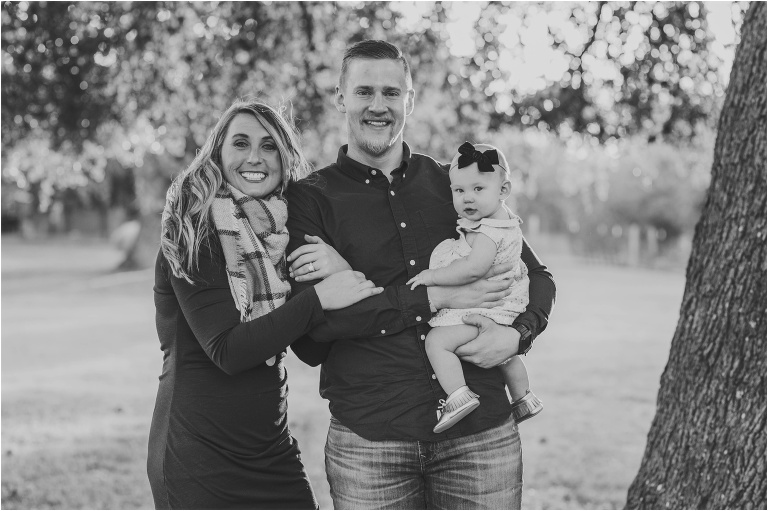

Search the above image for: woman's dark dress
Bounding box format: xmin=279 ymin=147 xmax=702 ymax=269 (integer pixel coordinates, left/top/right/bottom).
xmin=148 ymin=241 xmax=325 ymax=510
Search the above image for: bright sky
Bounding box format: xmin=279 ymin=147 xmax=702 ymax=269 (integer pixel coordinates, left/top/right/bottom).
xmin=394 ymin=1 xmax=738 ymax=93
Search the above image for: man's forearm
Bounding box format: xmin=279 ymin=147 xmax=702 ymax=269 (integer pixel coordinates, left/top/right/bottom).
xmin=293 ymin=279 xmax=431 ymax=342
xmin=520 ymin=238 xmax=556 ymax=339
xmin=287 ymin=189 xmax=433 ymax=342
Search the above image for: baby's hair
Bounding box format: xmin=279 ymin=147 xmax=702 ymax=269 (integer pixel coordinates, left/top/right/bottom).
xmin=449 ymin=143 xmax=510 ymax=181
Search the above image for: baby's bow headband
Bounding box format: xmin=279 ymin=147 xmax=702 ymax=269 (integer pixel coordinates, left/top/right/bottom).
xmin=457 ymin=142 xmax=501 ymax=173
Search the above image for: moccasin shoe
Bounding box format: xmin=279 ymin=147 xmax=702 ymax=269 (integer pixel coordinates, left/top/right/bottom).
xmin=433 ymin=387 xmax=480 ymax=433
xmin=510 ymin=391 xmax=543 ymax=423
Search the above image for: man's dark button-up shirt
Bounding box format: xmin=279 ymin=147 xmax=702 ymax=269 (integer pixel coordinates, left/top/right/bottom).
xmin=286 ymin=143 xmax=556 ymax=442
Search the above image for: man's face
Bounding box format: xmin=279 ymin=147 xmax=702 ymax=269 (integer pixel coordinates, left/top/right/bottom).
xmin=335 ymin=58 xmax=414 ymax=162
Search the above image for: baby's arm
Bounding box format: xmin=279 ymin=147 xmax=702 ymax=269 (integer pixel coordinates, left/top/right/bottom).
xmin=407 ymin=232 xmax=497 ymax=290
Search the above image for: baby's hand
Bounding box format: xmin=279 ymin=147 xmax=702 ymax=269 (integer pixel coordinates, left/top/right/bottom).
xmin=407 ymin=270 xmax=436 ymax=290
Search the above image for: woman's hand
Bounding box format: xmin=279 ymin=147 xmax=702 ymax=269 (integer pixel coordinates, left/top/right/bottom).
xmin=426 ymin=262 xmax=514 ymax=309
xmin=314 ymin=270 xmax=383 ymax=310
xmin=288 ymin=234 xmax=352 ymax=282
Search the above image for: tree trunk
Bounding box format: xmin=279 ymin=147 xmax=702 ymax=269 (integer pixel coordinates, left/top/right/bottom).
xmin=117 ymin=151 xmax=177 ymax=270
xmin=118 ymin=212 xmax=162 ymax=271
xmin=626 ymin=3 xmax=766 ymax=509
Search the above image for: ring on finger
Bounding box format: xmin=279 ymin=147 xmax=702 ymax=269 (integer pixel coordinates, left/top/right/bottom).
xmin=308 ymin=262 xmax=315 ymax=273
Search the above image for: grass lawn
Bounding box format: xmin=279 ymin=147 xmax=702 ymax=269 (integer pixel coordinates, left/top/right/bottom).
xmin=1 ymin=236 xmax=685 ymax=509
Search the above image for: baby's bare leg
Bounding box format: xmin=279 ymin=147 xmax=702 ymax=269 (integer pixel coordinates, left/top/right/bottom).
xmin=498 ymin=356 xmax=530 ymax=401
xmin=425 ymin=325 xmax=479 ymax=396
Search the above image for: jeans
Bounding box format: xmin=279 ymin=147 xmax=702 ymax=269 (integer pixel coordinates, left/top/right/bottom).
xmin=325 ymin=413 xmax=523 ymax=510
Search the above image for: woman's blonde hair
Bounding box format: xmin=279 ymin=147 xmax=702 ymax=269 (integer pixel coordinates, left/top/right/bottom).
xmin=160 ymin=98 xmax=311 ymax=283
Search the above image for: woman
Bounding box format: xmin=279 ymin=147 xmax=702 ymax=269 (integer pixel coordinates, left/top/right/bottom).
xmin=148 ymin=98 xmax=382 ymax=509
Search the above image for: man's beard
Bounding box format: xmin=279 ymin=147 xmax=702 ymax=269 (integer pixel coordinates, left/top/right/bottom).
xmin=354 ymin=125 xmax=402 ymax=157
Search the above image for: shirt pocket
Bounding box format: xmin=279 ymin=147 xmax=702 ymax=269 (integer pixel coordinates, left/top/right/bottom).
xmin=418 ymin=203 xmax=459 ymax=253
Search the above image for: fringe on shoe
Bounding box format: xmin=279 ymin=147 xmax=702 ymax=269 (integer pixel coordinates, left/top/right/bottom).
xmin=511 ymin=391 xmax=543 ymax=422
xmin=438 ymin=388 xmax=480 ymax=418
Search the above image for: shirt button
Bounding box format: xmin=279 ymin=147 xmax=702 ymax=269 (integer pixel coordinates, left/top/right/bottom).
xmin=365 ymin=179 xmax=370 ymax=184
xmin=416 ymin=316 xmax=422 ymax=322
xmin=390 ymin=191 xmax=395 ymax=196
xmin=400 ymin=222 xmax=406 ymax=228
xmin=381 ymin=329 xmax=386 ymax=334
xmin=431 ymin=374 xmax=437 ymax=379
xmin=421 ymin=335 xmax=426 ymax=340
xmin=409 ymin=260 xmax=415 ymax=266
xmin=371 ymin=169 xmax=377 ymax=175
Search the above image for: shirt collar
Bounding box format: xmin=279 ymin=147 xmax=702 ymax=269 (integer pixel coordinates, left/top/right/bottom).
xmin=336 ymin=142 xmax=412 ymax=184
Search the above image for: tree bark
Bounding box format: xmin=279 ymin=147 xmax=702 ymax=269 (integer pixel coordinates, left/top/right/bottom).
xmin=626 ymin=3 xmax=766 ymax=509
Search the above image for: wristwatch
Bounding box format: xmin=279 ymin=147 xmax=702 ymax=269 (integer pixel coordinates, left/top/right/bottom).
xmin=511 ymin=322 xmax=533 ymax=355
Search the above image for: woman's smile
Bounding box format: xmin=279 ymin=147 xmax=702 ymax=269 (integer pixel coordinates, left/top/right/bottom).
xmin=239 ymin=170 xmax=269 ymax=182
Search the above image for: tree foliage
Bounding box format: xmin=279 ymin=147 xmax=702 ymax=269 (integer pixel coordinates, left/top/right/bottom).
xmin=3 ymin=1 xmax=741 ymax=154
xmin=1 ymin=1 xmax=743 ymax=262
xmin=450 ymin=1 xmax=743 ymax=142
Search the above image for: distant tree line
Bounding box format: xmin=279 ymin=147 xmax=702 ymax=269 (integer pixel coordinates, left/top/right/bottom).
xmin=1 ymin=1 xmax=743 ymax=266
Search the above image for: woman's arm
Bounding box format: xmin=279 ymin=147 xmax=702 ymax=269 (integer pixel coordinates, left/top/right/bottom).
xmin=290 ymin=335 xmax=332 ymax=367
xmin=165 ymin=242 xmax=327 ymax=375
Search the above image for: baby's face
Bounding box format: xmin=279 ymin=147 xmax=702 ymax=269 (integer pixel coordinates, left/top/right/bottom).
xmin=449 ymin=163 xmax=507 ymax=222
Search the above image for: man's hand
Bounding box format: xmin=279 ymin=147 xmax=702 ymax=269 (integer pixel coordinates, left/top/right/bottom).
xmin=427 ymin=262 xmax=514 ymax=310
xmin=454 ymin=314 xmax=520 ymax=368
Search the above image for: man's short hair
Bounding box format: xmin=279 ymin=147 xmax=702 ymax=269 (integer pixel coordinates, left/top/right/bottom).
xmin=339 ymin=39 xmax=413 ymax=90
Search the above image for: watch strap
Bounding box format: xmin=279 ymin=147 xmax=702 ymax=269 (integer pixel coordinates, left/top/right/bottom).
xmin=512 ymin=322 xmax=533 ymax=355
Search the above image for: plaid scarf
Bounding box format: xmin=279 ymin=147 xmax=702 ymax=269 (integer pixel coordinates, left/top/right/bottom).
xmin=211 ymin=184 xmax=291 ymax=365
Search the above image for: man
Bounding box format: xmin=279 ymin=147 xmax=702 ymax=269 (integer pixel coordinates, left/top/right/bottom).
xmin=287 ymin=40 xmax=556 ymax=509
